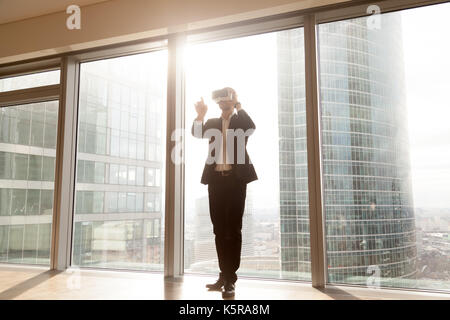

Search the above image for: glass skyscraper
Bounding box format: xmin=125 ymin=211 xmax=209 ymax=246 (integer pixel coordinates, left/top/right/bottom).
xmin=0 ymin=100 xmax=58 ymax=265
xmin=277 ymin=29 xmax=311 ymax=279
xmin=0 ymin=70 xmax=61 ymax=265
xmin=71 ymin=52 xmax=167 ymax=271
xmin=277 ymin=14 xmax=417 ymax=284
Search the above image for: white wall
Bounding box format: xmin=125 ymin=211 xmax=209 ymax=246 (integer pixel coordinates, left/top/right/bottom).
xmin=0 ymin=0 xmax=349 ymax=64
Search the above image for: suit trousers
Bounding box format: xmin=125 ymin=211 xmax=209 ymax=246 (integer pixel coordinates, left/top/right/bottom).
xmin=207 ymin=171 xmax=247 ymax=284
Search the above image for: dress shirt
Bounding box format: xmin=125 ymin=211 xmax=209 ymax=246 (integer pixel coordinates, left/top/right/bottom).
xmin=194 ymin=110 xmax=237 ymax=172
xmin=214 ymin=110 xmax=236 ymax=172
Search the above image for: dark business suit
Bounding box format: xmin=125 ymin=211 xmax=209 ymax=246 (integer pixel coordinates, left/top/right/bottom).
xmin=191 ymin=109 xmax=257 ymax=283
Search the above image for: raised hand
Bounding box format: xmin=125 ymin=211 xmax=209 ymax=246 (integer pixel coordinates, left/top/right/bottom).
xmin=195 ymin=97 xmax=208 ymax=120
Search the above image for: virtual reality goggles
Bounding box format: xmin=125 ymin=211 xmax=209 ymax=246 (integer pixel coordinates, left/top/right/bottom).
xmin=212 ymin=88 xmax=234 ymax=103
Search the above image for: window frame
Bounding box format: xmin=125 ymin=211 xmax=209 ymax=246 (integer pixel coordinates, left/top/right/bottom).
xmin=0 ymin=58 xmax=63 ymax=268
xmin=57 ymin=41 xmax=169 ymax=271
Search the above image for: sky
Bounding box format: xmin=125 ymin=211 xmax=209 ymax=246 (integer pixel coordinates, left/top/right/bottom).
xmin=401 ymin=3 xmax=450 ymax=208
xmin=184 ymin=33 xmax=281 ymax=216
xmin=183 ymin=2 xmax=450 ymax=217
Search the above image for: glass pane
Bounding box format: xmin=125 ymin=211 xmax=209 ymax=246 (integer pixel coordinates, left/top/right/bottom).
xmin=184 ymin=28 xmax=310 ymax=280
xmin=72 ymin=50 xmax=167 ymax=271
xmin=0 ymin=101 xmax=58 ymax=265
xmin=318 ymin=3 xmax=450 ymax=291
xmin=0 ymin=70 xmax=60 ymax=93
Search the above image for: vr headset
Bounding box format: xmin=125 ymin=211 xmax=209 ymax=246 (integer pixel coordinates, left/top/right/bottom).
xmin=212 ymin=88 xmax=234 ymax=103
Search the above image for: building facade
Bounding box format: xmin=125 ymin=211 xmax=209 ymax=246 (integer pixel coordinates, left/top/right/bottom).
xmin=71 ymin=52 xmax=167 ymax=270
xmin=277 ymin=28 xmax=311 ymax=280
xmin=277 ymin=15 xmax=417 ymax=284
xmin=0 ymin=100 xmax=58 ymax=265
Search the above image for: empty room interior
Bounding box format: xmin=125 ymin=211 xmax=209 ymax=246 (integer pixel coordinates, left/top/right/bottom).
xmin=0 ymin=0 xmax=449 ymax=301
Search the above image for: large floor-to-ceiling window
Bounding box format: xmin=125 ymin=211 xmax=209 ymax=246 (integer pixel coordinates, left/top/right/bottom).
xmin=184 ymin=27 xmax=311 ymax=281
xmin=0 ymin=70 xmax=60 ymax=265
xmin=71 ymin=50 xmax=167 ymax=271
xmin=317 ymin=2 xmax=450 ymax=291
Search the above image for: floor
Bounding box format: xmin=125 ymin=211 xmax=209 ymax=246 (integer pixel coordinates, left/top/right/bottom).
xmin=0 ymin=265 xmax=448 ymax=300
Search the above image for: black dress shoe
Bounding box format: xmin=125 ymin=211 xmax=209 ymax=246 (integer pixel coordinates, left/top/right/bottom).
xmin=206 ymin=278 xmax=224 ymax=291
xmin=222 ymin=282 xmax=235 ymax=298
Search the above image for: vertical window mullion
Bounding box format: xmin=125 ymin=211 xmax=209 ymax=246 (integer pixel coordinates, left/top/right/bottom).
xmin=53 ymin=56 xmax=79 ymax=270
xmin=304 ymin=13 xmax=326 ymax=288
xmin=164 ymin=34 xmax=186 ymax=278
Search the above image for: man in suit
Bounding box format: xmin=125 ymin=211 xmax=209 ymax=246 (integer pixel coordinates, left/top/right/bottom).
xmin=191 ymin=87 xmax=257 ymax=298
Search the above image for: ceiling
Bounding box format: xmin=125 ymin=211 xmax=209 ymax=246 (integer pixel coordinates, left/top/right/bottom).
xmin=0 ymin=0 xmax=110 ymax=24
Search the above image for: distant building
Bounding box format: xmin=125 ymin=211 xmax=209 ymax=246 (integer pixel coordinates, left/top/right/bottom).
xmin=277 ymin=15 xmax=417 ymax=283
xmin=70 ymin=54 xmax=166 ymax=270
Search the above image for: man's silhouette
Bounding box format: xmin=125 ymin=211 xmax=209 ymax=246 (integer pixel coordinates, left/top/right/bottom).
xmin=191 ymin=87 xmax=257 ymax=298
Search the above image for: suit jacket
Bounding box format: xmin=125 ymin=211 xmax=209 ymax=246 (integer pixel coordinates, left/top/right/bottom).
xmin=191 ymin=109 xmax=258 ymax=185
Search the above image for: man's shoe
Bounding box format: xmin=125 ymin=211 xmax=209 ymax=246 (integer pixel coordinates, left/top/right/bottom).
xmin=206 ymin=278 xmax=224 ymax=291
xmin=222 ymin=282 xmax=235 ymax=298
